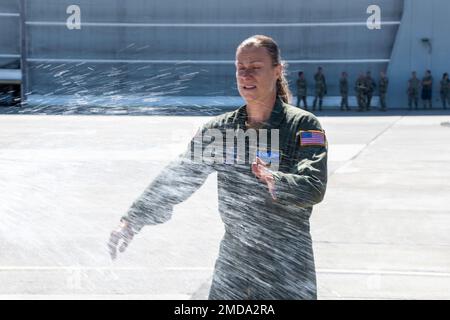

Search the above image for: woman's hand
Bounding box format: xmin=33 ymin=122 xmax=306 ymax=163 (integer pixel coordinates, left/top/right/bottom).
xmin=252 ymin=157 xmax=277 ymax=200
xmin=107 ymin=219 xmax=136 ymax=260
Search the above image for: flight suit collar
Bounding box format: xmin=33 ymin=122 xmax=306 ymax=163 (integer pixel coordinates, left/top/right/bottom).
xmin=235 ymin=96 xmax=285 ymax=130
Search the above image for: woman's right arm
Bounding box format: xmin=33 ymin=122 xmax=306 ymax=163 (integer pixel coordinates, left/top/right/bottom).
xmin=123 ymin=148 xmax=214 ymax=229
xmin=108 ymin=121 xmax=217 ymax=259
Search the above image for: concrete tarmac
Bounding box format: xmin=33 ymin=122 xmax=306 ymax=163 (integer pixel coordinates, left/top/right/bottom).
xmin=0 ymin=109 xmax=449 ymax=299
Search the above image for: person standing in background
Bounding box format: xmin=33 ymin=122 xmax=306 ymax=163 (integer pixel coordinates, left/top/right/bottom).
xmin=355 ymin=73 xmax=367 ymax=112
xmin=421 ymin=70 xmax=433 ymax=109
xmin=439 ymin=73 xmax=449 ymax=109
xmin=364 ymin=71 xmax=376 ymax=111
xmin=407 ymin=71 xmax=420 ymax=110
xmin=312 ymin=66 xmax=327 ymax=112
xmin=339 ymin=72 xmax=350 ymax=111
xmin=378 ymin=71 xmax=389 ymax=112
xmin=296 ymin=71 xmax=308 ymax=110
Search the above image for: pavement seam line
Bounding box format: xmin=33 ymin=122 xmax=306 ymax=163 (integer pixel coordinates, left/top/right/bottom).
xmin=330 ymin=114 xmax=406 ymax=176
xmin=350 ymin=115 xmax=406 ymax=161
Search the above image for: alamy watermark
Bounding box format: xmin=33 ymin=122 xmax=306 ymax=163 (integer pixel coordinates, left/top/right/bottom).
xmin=66 ymin=4 xmax=382 ymax=31
xmin=66 ymin=5 xmax=81 ymax=30
xmin=190 ymin=128 xmax=280 ymax=171
xmin=367 ymin=5 xmax=382 ymax=30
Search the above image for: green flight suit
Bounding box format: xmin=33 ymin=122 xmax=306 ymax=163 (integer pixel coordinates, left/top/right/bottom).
xmin=123 ymin=97 xmax=328 ymax=300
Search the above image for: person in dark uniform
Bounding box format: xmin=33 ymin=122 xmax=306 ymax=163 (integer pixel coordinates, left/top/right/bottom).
xmin=296 ymin=71 xmax=308 ymax=110
xmin=440 ymin=72 xmax=449 ymax=109
xmin=378 ymin=71 xmax=389 ymax=111
xmin=355 ymin=73 xmax=367 ymax=112
xmin=108 ymin=35 xmax=328 ymax=300
xmin=364 ymin=71 xmax=376 ymax=111
xmin=312 ymin=66 xmax=327 ymax=112
xmin=339 ymin=71 xmax=350 ymax=111
xmin=421 ymin=70 xmax=433 ymax=109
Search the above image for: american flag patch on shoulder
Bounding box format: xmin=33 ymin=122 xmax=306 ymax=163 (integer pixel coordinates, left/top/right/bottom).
xmin=299 ymin=130 xmax=326 ymax=147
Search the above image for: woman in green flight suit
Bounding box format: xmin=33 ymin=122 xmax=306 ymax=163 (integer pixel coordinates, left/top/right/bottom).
xmin=108 ymin=35 xmax=328 ymax=300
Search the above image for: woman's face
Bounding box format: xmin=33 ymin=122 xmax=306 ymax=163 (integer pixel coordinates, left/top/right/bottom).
xmin=235 ymin=46 xmax=281 ymax=104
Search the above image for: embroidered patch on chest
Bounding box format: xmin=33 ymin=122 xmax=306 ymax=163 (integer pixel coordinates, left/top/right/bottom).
xmin=256 ymin=150 xmax=280 ymax=164
xmin=299 ymin=130 xmax=326 ymax=147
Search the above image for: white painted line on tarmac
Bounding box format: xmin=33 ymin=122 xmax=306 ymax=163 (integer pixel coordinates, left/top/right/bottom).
xmin=0 ymin=148 xmax=185 ymax=161
xmin=317 ymin=268 xmax=450 ymax=278
xmin=1 ymin=266 xmax=448 ymax=278
xmin=169 ymin=267 xmax=450 ymax=278
xmin=165 ymin=267 xmax=215 ymax=271
xmin=0 ymin=266 xmax=211 ymax=272
xmin=0 ymin=266 xmax=148 ymax=271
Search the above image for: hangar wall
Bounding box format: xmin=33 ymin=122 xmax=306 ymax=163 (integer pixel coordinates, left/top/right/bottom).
xmin=387 ymin=0 xmax=450 ymax=108
xmin=6 ymin=0 xmax=447 ymax=109
xmin=0 ymin=0 xmax=20 ymax=69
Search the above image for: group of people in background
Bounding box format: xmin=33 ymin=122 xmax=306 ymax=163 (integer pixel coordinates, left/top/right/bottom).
xmin=295 ymin=67 xmax=450 ymax=112
xmin=352 ymin=70 xmax=389 ymax=112
xmin=407 ymin=70 xmax=449 ymax=110
xmin=295 ymin=67 xmax=329 ymax=112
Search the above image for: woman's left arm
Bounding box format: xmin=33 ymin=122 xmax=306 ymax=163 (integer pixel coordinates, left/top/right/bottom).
xmin=271 ymin=117 xmax=328 ymax=208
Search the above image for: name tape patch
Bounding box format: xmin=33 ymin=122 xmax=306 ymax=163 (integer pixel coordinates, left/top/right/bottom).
xmin=299 ymin=130 xmax=326 ymax=147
